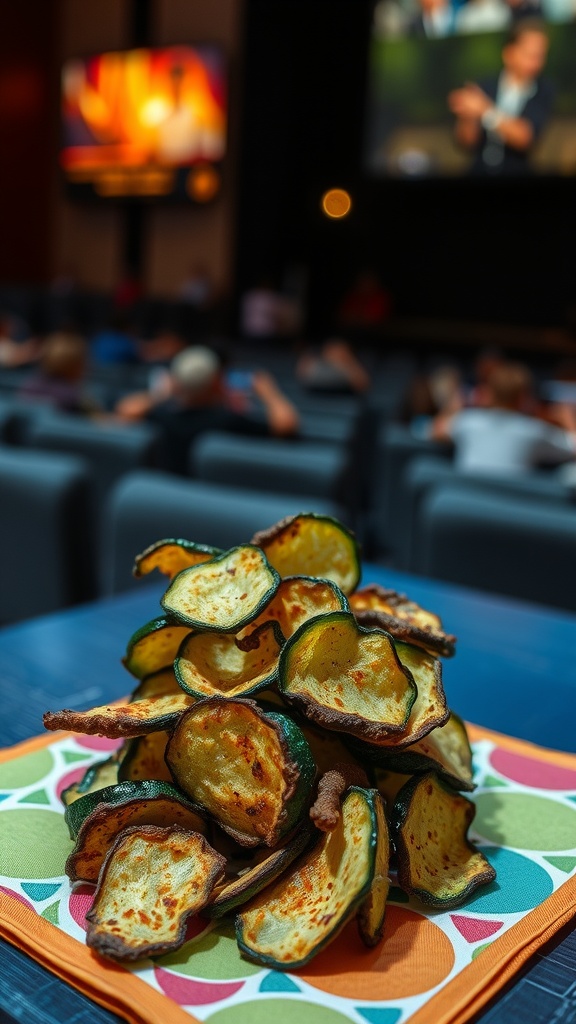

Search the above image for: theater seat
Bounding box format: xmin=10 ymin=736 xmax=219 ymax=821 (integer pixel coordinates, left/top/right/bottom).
xmin=190 ymin=432 xmax=349 ymax=506
xmin=403 ymin=455 xmax=571 ymax=572
xmin=0 ymin=446 xmax=96 ymax=623
xmin=365 ymin=422 xmax=452 ymax=563
xmin=103 ymin=470 xmax=342 ymax=594
xmin=21 ymin=413 xmax=160 ymax=503
xmin=415 ymin=484 xmax=576 ymax=611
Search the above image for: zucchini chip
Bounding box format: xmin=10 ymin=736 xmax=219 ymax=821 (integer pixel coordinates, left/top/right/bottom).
xmin=347 ymin=641 xmax=449 ymax=755
xmin=43 ymin=692 xmax=195 ymax=739
xmin=118 ymin=731 xmax=173 ymax=784
xmin=252 ymin=513 xmax=361 ymax=596
xmin=133 ymin=538 xmax=221 ymax=580
xmin=123 ymin=617 xmax=193 ymax=679
xmin=357 ymin=792 xmax=390 ymax=947
xmin=351 ymin=712 xmax=475 ymax=792
xmin=392 ymin=772 xmax=495 ymax=908
xmin=350 ymin=584 xmax=456 ymax=658
xmin=175 ymin=622 xmax=283 ymax=700
xmin=278 ymin=612 xmax=416 ymax=742
xmin=86 ymin=825 xmax=226 ymax=961
xmin=166 ymin=698 xmax=316 ymax=848
xmin=61 ymin=746 xmax=128 ymax=808
xmin=130 ymin=667 xmax=182 ymax=701
xmin=242 ymin=575 xmax=349 ymax=642
xmin=65 ymin=780 xmax=207 ymax=883
xmin=235 ymin=786 xmax=379 ymax=969
xmin=206 ymin=826 xmax=315 ymax=919
xmin=161 ymin=545 xmax=280 ymax=632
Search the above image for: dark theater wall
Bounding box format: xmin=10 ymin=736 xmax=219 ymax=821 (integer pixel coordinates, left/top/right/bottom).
xmin=236 ymin=0 xmax=576 ymax=334
xmin=0 ymin=2 xmax=58 ymax=283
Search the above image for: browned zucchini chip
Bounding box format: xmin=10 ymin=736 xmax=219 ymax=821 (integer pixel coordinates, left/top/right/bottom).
xmin=348 ymin=641 xmax=449 ymax=754
xmin=130 ymin=667 xmax=182 ymax=701
xmin=133 ymin=538 xmax=221 ymax=580
xmin=392 ymin=771 xmax=495 ymax=908
xmin=278 ymin=611 xmax=416 ymax=742
xmin=43 ymin=692 xmax=195 ymax=739
xmin=350 ymin=584 xmax=456 ymax=658
xmin=165 ymin=697 xmax=315 ymax=848
xmin=349 ymin=712 xmax=475 ymax=792
xmin=123 ymin=617 xmax=193 ymax=679
xmin=86 ymin=825 xmax=226 ymax=961
xmin=373 ymin=767 xmax=413 ymax=810
xmin=297 ymin=718 xmax=366 ymax=778
xmin=61 ymin=745 xmax=128 ymax=808
xmin=235 ymin=786 xmax=379 ymax=969
xmin=65 ymin=780 xmax=208 ymax=883
xmin=252 ymin=513 xmax=361 ymax=595
xmin=240 ymin=575 xmax=349 ymax=642
xmin=161 ymin=545 xmax=280 ymax=632
xmin=118 ymin=731 xmax=173 ymax=784
xmin=206 ymin=826 xmax=315 ymax=918
xmin=175 ymin=622 xmax=283 ymax=700
xmin=357 ymin=792 xmax=390 ymax=947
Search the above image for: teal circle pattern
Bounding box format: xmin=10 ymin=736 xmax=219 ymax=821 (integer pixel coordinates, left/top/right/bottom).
xmin=464 ymin=847 xmax=554 ymax=914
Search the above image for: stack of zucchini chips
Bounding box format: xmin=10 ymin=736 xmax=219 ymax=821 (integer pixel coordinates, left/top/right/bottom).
xmin=44 ymin=513 xmax=494 ymax=967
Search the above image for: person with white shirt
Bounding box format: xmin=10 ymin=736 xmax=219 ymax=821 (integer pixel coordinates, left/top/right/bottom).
xmin=447 ymin=20 xmax=553 ymax=175
xmin=431 ymin=361 xmax=576 ymax=474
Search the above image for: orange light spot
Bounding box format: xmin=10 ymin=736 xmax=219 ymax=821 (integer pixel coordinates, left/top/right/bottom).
xmin=321 ymin=188 xmax=352 ymax=219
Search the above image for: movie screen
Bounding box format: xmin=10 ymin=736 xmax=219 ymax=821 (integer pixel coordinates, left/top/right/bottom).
xmin=364 ymin=1 xmax=576 ymax=177
xmin=61 ymin=45 xmax=227 ymax=202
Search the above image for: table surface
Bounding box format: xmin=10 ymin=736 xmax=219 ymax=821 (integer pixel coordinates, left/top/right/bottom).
xmin=1 ymin=565 xmax=576 ymax=1024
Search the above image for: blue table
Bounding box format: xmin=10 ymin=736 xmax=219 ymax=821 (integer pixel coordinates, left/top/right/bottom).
xmin=1 ymin=566 xmax=575 ymax=1023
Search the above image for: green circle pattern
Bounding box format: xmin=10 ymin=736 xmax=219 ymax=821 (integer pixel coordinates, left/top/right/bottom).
xmin=0 ymin=750 xmax=54 ymax=789
xmin=157 ymin=921 xmax=261 ymax=979
xmin=207 ymin=1000 xmax=352 ymax=1024
xmin=474 ymin=793 xmax=576 ymax=851
xmin=0 ymin=810 xmax=72 ymax=878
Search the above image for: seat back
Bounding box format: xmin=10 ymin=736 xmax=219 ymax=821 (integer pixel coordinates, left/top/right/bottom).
xmin=416 ymin=484 xmax=576 ymax=610
xmin=366 ymin=422 xmax=452 ymax=563
xmin=103 ymin=470 xmax=343 ymax=594
xmin=0 ymin=446 xmax=96 ymax=623
xmin=404 ymin=455 xmax=571 ymax=571
xmin=22 ymin=413 xmax=160 ymax=502
xmin=191 ymin=431 xmax=349 ymax=504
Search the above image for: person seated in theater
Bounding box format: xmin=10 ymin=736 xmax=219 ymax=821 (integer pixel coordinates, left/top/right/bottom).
xmin=115 ymin=345 xmax=300 ymax=475
xmin=296 ymin=338 xmax=371 ymax=395
xmin=430 ymin=360 xmax=576 ymax=474
xmin=0 ymin=312 xmax=41 ymax=369
xmin=18 ymin=331 xmax=102 ymax=416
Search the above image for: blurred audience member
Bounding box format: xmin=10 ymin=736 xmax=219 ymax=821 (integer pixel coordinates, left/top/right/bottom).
xmin=178 ymin=263 xmax=214 ymax=308
xmin=431 ymin=360 xmax=576 ymax=473
xmin=297 ymin=339 xmax=370 ymax=395
xmin=113 ymin=267 xmax=143 ymax=311
xmin=115 ymin=345 xmax=300 ymax=475
xmin=18 ymin=331 xmax=101 ymax=416
xmin=0 ymin=313 xmax=40 ymax=368
xmin=90 ymin=312 xmax=140 ymax=365
xmin=336 ymin=270 xmax=392 ymax=338
xmin=240 ymin=278 xmax=303 ymax=340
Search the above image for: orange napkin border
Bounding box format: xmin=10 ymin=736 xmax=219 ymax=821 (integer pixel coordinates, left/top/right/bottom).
xmin=1 ymin=724 xmax=576 ymax=1024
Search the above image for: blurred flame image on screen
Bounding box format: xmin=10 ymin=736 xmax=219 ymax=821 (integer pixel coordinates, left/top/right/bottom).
xmin=61 ymin=45 xmax=226 ymax=178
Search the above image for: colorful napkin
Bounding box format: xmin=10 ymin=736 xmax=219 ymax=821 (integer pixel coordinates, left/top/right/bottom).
xmin=1 ymin=724 xmax=576 ymax=1024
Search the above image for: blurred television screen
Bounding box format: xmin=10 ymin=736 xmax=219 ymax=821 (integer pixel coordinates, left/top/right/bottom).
xmin=60 ymin=45 xmax=227 ymax=202
xmin=364 ymin=0 xmax=576 ymax=177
